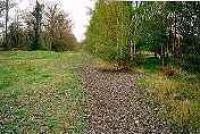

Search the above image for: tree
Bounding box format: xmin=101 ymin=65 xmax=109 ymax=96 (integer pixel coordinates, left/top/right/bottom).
xmin=0 ymin=0 xmax=16 ymax=49
xmin=172 ymin=2 xmax=200 ymax=71
xmin=7 ymin=22 xmax=27 ymax=49
xmin=85 ymin=0 xmax=132 ymax=66
xmin=5 ymin=0 xmax=8 ymax=48
xmin=130 ymin=2 xmax=169 ymax=66
xmin=128 ymin=1 xmax=200 ymax=71
xmin=32 ymin=0 xmax=43 ymax=50
xmin=44 ymin=4 xmax=77 ymax=51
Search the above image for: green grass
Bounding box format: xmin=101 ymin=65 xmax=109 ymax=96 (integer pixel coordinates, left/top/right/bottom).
xmin=137 ymin=57 xmax=200 ymax=131
xmin=136 ymin=57 xmax=160 ymax=73
xmin=0 ymin=51 xmax=88 ymax=133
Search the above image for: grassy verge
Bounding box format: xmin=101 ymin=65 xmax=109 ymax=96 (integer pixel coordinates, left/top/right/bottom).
xmin=137 ymin=57 xmax=200 ymax=132
xmin=0 ymin=51 xmax=87 ymax=133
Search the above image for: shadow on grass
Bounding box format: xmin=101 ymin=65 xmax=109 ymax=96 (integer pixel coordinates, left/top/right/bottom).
xmin=136 ymin=57 xmax=160 ymax=73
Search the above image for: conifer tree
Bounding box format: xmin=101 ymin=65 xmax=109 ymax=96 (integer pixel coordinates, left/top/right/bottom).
xmin=32 ymin=0 xmax=43 ymax=50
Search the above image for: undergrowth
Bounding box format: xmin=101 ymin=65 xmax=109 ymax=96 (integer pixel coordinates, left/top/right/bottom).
xmin=138 ymin=57 xmax=200 ymax=132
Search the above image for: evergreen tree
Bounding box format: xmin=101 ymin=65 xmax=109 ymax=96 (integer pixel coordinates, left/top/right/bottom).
xmin=32 ymin=0 xmax=43 ymax=50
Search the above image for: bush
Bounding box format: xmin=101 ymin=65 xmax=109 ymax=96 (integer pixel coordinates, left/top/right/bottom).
xmin=52 ymin=39 xmax=67 ymax=52
xmin=160 ymin=66 xmax=176 ymax=77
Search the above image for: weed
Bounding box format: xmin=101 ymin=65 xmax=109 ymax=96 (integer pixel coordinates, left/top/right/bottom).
xmin=138 ymin=57 xmax=200 ymax=132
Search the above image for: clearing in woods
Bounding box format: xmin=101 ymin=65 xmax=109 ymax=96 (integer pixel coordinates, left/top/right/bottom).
xmin=0 ymin=51 xmax=175 ymax=133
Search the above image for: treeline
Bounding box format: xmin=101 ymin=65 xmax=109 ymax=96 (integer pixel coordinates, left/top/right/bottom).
xmin=85 ymin=1 xmax=200 ymax=72
xmin=0 ymin=0 xmax=78 ymax=51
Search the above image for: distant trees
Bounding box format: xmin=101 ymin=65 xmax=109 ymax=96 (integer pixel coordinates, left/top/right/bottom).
xmin=7 ymin=22 xmax=26 ymax=49
xmin=45 ymin=4 xmax=77 ymax=51
xmin=31 ymin=0 xmax=43 ymax=50
xmin=0 ymin=0 xmax=78 ymax=51
xmin=0 ymin=0 xmax=16 ymax=49
xmin=5 ymin=0 xmax=9 ymax=49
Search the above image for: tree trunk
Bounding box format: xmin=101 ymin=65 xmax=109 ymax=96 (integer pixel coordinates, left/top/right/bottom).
xmin=161 ymin=43 xmax=165 ymax=67
xmin=32 ymin=0 xmax=43 ymax=50
xmin=49 ymin=36 xmax=52 ymax=51
xmin=116 ymin=8 xmax=119 ymax=69
xmin=130 ymin=40 xmax=133 ymax=61
xmin=133 ymin=40 xmax=136 ymax=59
xmin=16 ymin=10 xmax=19 ymax=48
xmin=173 ymin=11 xmax=177 ymax=65
xmin=5 ymin=0 xmax=9 ymax=49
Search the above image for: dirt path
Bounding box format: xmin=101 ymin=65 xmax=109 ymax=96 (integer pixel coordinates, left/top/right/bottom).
xmin=82 ymin=65 xmax=172 ymax=134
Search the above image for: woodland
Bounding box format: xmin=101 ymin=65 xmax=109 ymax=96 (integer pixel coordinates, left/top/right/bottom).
xmin=0 ymin=0 xmax=78 ymax=51
xmin=0 ymin=0 xmax=200 ymax=133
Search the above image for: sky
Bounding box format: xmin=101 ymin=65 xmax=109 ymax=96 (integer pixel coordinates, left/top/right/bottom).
xmin=13 ymin=0 xmax=96 ymax=42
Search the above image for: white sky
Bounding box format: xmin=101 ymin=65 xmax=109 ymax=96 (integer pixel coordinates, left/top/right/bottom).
xmin=13 ymin=0 xmax=95 ymax=42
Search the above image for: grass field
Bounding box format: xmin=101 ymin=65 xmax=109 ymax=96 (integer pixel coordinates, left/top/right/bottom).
xmin=138 ymin=57 xmax=200 ymax=131
xmin=1 ymin=51 xmax=199 ymax=133
xmin=0 ymin=51 xmax=87 ymax=133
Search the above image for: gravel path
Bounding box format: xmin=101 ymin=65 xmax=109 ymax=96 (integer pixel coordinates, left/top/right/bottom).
xmin=82 ymin=65 xmax=172 ymax=134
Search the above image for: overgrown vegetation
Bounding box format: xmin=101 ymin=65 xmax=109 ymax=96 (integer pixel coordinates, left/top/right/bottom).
xmin=85 ymin=1 xmax=200 ymax=131
xmin=0 ymin=51 xmax=87 ymax=133
xmin=85 ymin=1 xmax=200 ymax=72
xmin=138 ymin=57 xmax=200 ymax=132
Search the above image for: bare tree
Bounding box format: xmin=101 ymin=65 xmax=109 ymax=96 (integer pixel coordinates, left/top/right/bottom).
xmin=44 ymin=3 xmax=77 ymax=51
xmin=0 ymin=0 xmax=16 ymax=49
xmin=5 ymin=0 xmax=8 ymax=48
